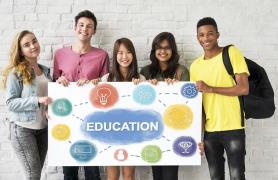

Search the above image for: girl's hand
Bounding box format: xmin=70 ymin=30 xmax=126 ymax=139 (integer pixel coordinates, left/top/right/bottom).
xmin=76 ymin=78 xmax=90 ymax=86
xmin=198 ymin=142 xmax=205 ymax=156
xmin=148 ymin=79 xmax=158 ymax=85
xmin=91 ymin=78 xmax=100 ymax=85
xmin=164 ymin=78 xmax=177 ymax=85
xmin=56 ymin=76 xmax=69 ymax=87
xmin=38 ymin=97 xmax=52 ymax=105
xmin=132 ymin=78 xmax=143 ymax=85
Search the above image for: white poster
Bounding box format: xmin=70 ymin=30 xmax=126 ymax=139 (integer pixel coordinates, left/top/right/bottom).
xmin=48 ymin=82 xmax=202 ymax=166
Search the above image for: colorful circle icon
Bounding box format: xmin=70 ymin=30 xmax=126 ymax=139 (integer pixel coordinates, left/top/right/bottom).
xmin=141 ymin=145 xmax=162 ymax=163
xmin=133 ymin=85 xmax=156 ymax=105
xmin=181 ymin=83 xmax=198 ymax=98
xmin=52 ymin=98 xmax=72 ymax=116
xmin=51 ymin=124 xmax=70 ymax=141
xmin=163 ymin=104 xmax=193 ymax=130
xmin=70 ymin=140 xmax=97 ymax=162
xmin=173 ymin=136 xmax=197 ymax=157
xmin=114 ymin=149 xmax=128 ymax=161
xmin=90 ymin=83 xmax=119 ymax=108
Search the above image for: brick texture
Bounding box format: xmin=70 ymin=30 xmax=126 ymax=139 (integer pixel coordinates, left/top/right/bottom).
xmin=0 ymin=0 xmax=277 ymax=179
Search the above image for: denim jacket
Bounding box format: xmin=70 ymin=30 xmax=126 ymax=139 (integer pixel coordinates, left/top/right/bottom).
xmin=6 ymin=64 xmax=52 ymax=123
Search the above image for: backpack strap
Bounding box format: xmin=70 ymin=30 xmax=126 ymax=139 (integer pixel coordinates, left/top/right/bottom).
xmin=222 ymin=45 xmax=245 ymax=127
xmin=222 ymin=45 xmax=234 ymax=76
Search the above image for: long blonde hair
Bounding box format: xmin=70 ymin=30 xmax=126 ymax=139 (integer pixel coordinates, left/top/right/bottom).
xmin=2 ymin=30 xmax=34 ymax=88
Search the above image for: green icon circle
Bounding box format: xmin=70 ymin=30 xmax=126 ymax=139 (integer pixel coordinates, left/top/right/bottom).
xmin=141 ymin=145 xmax=162 ymax=163
xmin=52 ymin=98 xmax=72 ymax=116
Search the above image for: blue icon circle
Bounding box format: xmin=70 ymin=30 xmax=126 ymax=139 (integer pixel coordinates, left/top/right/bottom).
xmin=70 ymin=140 xmax=97 ymax=162
xmin=181 ymin=83 xmax=198 ymax=98
xmin=133 ymin=85 xmax=156 ymax=105
xmin=173 ymin=136 xmax=197 ymax=157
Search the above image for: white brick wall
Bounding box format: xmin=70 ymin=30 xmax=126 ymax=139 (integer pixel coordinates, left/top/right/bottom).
xmin=0 ymin=0 xmax=277 ymax=179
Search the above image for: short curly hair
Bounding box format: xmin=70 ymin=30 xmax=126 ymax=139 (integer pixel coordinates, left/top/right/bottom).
xmin=197 ymin=17 xmax=218 ymax=32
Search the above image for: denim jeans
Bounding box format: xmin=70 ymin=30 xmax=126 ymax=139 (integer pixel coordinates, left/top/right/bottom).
xmin=204 ymin=129 xmax=246 ymax=180
xmin=9 ymin=123 xmax=47 ymax=180
xmin=63 ymin=166 xmax=100 ymax=180
xmin=152 ymin=166 xmax=179 ymax=180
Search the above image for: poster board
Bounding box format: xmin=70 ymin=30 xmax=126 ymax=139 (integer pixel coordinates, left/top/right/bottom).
xmin=48 ymin=82 xmax=202 ymax=166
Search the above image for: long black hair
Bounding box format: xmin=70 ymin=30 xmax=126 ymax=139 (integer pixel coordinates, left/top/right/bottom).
xmin=149 ymin=32 xmax=180 ymax=78
xmin=108 ymin=38 xmax=139 ymax=82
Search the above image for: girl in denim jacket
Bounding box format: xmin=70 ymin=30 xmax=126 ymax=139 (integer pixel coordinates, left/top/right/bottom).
xmin=2 ymin=30 xmax=52 ymax=180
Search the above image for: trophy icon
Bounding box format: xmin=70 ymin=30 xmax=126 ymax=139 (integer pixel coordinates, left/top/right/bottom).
xmin=178 ymin=141 xmax=192 ymax=154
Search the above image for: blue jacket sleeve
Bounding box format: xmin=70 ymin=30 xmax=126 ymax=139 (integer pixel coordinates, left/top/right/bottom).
xmin=5 ymin=72 xmax=39 ymax=112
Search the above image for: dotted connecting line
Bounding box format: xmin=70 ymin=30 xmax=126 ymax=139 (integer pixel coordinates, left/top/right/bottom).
xmin=157 ymin=92 xmax=180 ymax=107
xmin=155 ymin=135 xmax=171 ymax=142
xmin=121 ymin=95 xmax=131 ymax=98
xmin=161 ymin=135 xmax=171 ymax=142
xmin=130 ymin=155 xmax=141 ymax=158
xmin=162 ymin=150 xmax=171 ymax=153
xmin=158 ymin=92 xmax=179 ymax=96
xmin=74 ymin=102 xmax=89 ymax=107
xmin=158 ymin=99 xmax=167 ymax=107
xmin=72 ymin=114 xmax=84 ymax=121
xmin=99 ymin=146 xmax=112 ymax=154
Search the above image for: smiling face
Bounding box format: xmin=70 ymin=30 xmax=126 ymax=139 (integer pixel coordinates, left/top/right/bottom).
xmin=197 ymin=25 xmax=219 ymax=51
xmin=116 ymin=44 xmax=133 ymax=69
xmin=74 ymin=17 xmax=95 ymax=42
xmin=155 ymin=40 xmax=173 ymax=63
xmin=19 ymin=33 xmax=40 ymax=61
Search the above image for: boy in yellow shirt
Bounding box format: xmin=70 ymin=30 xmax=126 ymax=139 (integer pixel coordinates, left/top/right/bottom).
xmin=190 ymin=17 xmax=249 ymax=180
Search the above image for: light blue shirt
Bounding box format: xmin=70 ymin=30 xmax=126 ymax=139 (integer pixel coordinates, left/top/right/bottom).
xmin=6 ymin=64 xmax=51 ymax=124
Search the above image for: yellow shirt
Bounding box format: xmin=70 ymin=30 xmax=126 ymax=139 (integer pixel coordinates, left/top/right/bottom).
xmin=190 ymin=46 xmax=249 ymax=132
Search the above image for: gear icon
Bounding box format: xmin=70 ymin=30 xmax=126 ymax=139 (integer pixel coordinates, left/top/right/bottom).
xmin=181 ymin=83 xmax=198 ymax=98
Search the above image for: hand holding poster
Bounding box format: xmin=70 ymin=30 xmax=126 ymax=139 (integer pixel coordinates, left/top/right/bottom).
xmin=48 ymin=82 xmax=202 ymax=166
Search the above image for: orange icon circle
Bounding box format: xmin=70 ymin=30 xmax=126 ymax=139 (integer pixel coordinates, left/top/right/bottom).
xmin=90 ymin=83 xmax=119 ymax=108
xmin=114 ymin=149 xmax=128 ymax=161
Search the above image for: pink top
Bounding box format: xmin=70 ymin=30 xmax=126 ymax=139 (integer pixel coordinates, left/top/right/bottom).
xmin=53 ymin=46 xmax=109 ymax=81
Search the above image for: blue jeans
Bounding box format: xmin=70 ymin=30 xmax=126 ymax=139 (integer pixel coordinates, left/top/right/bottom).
xmin=152 ymin=166 xmax=179 ymax=180
xmin=204 ymin=129 xmax=246 ymax=180
xmin=9 ymin=123 xmax=48 ymax=180
xmin=63 ymin=166 xmax=100 ymax=180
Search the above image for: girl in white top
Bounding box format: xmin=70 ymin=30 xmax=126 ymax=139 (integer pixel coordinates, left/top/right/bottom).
xmin=100 ymin=38 xmax=145 ymax=83
xmin=3 ymin=30 xmax=52 ymax=180
xmin=93 ymin=38 xmax=145 ymax=180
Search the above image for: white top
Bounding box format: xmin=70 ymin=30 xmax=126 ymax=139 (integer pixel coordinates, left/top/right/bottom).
xmin=16 ymin=74 xmax=50 ymax=129
xmin=101 ymin=73 xmax=146 ymax=82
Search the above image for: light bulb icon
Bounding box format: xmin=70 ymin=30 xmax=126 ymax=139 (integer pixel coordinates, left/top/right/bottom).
xmin=97 ymin=88 xmax=111 ymax=105
xmin=90 ymin=83 xmax=118 ymax=108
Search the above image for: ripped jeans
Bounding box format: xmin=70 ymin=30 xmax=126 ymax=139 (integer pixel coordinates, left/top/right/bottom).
xmin=9 ymin=123 xmax=48 ymax=180
xmin=204 ymin=129 xmax=246 ymax=180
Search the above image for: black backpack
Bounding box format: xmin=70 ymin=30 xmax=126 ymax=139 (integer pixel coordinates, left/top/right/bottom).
xmin=222 ymin=45 xmax=275 ymax=126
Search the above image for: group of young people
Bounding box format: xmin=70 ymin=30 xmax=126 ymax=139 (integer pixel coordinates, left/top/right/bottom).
xmin=3 ymin=9 xmax=249 ymax=180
